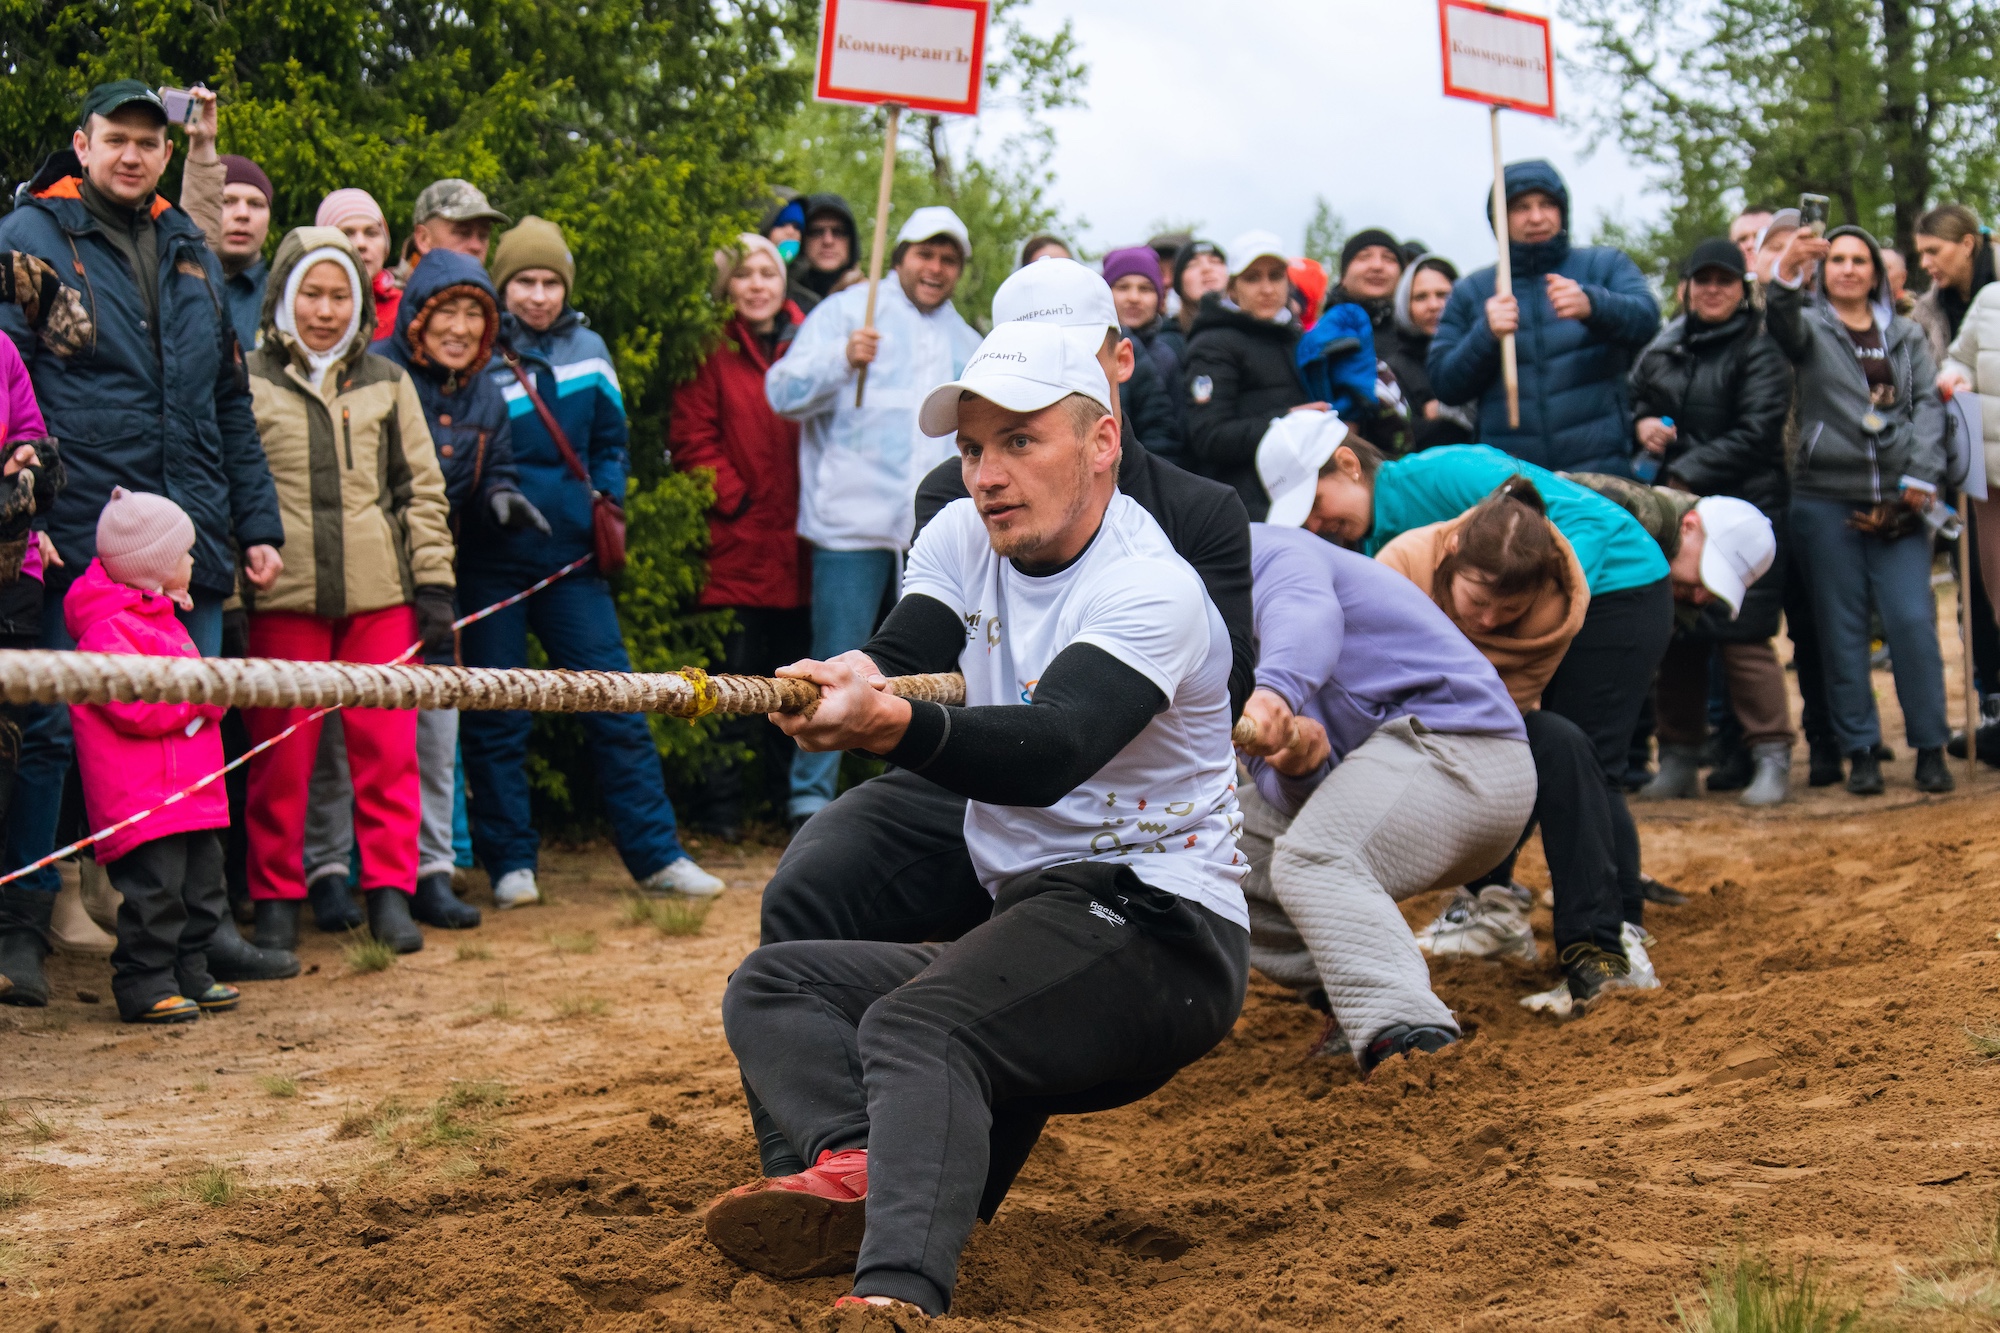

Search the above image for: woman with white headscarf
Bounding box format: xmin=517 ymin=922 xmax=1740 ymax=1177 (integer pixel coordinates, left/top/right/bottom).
xmin=239 ymin=226 xmax=455 ymax=954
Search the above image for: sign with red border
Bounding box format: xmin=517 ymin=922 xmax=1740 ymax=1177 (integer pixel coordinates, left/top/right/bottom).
xmin=815 ymin=0 xmax=989 ymax=117
xmin=1439 ymin=0 xmax=1556 ymax=118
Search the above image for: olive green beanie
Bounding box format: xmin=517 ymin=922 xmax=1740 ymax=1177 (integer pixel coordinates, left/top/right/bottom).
xmin=489 ymin=216 xmax=575 ymax=293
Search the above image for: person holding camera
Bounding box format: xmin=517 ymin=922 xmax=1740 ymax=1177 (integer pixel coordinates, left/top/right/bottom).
xmin=1770 ymin=225 xmax=1950 ymax=795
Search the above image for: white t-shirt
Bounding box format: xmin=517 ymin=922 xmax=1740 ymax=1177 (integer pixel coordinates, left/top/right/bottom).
xmin=902 ymin=492 xmax=1248 ymax=930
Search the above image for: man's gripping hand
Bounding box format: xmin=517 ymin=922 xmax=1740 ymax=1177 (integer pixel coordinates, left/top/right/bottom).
xmin=771 ymin=652 xmax=912 ymax=755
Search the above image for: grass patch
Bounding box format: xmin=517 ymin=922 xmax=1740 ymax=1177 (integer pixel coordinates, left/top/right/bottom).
xmin=333 ymin=1097 xmax=409 ymax=1143
xmin=550 ymin=994 xmax=610 ymax=1020
xmin=0 ymin=1240 xmax=38 ymax=1297
xmin=622 ymin=894 xmax=713 ymax=937
xmin=194 ymin=1247 xmax=259 ymax=1286
xmin=1676 ymin=1249 xmax=1862 ymax=1333
xmin=179 ymin=1163 xmax=239 ymax=1207
xmin=1965 ymin=1026 xmax=2000 ymax=1059
xmin=2 ymin=1102 xmax=62 ymax=1144
xmin=191 ymin=1078 xmax=211 ymax=1094
xmin=0 ymin=1171 xmax=45 ymax=1210
xmin=547 ymin=930 xmax=598 ymax=955
xmin=256 ymin=1074 xmax=298 ymax=1099
xmin=1902 ymin=1203 xmax=2000 ymax=1319
xmin=438 ymin=1156 xmax=480 ymax=1181
xmin=455 ymin=942 xmax=492 ymax=963
xmin=444 ymin=1080 xmax=508 ymax=1111
xmin=413 ymin=1102 xmax=478 ymax=1148
xmin=343 ymin=931 xmax=397 ymax=974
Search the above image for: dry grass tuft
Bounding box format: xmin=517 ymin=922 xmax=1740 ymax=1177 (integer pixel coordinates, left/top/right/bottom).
xmin=621 ymin=894 xmax=713 ymax=937
xmin=550 ymin=994 xmax=610 ymax=1020
xmin=0 ymin=1171 xmax=46 ymax=1211
xmin=1675 ymin=1249 xmax=1861 ymax=1333
xmin=456 ymin=942 xmax=492 ymax=962
xmin=256 ymin=1073 xmax=299 ymax=1099
xmin=343 ymin=931 xmax=396 ymax=974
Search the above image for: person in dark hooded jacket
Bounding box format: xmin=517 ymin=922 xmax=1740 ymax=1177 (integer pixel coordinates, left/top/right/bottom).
xmin=789 ymin=194 xmax=861 ymax=314
xmin=1386 ymin=255 xmax=1476 ymax=449
xmin=1184 ymin=231 xmax=1312 ymax=517
xmin=1428 ymin=159 xmax=1661 ymax=475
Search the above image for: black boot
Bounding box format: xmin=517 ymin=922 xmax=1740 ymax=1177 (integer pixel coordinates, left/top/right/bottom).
xmin=364 ymin=889 xmax=424 ymax=954
xmin=307 ymin=875 xmax=363 ymax=932
xmin=1704 ymin=744 xmax=1754 ymax=792
xmin=0 ymin=885 xmax=54 ymax=1007
xmin=1914 ymin=746 xmax=1956 ymax=793
xmin=252 ymin=898 xmax=301 ymax=951
xmin=411 ymin=872 xmax=480 ymax=929
xmin=1807 ymin=737 xmax=1845 ymax=788
xmin=204 ymin=919 xmax=301 ymax=982
xmin=1845 ymin=748 xmax=1885 ymax=796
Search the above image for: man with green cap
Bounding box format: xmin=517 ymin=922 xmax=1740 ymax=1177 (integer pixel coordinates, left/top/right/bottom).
xmin=0 ymin=79 xmax=288 ymax=1006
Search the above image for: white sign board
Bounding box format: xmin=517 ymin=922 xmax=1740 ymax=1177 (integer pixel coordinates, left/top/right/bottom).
xmin=1439 ymin=0 xmax=1556 ymax=118
xmin=816 ymin=0 xmax=988 ymax=116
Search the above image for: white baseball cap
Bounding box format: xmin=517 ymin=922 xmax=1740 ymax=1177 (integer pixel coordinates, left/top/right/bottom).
xmin=896 ymin=205 xmax=971 ymax=254
xmin=1691 ymin=495 xmax=1776 ymax=618
xmin=1226 ymin=229 xmax=1290 ymax=278
xmin=991 ymin=257 xmax=1119 ymax=338
xmin=1256 ymin=410 xmax=1351 ymax=528
xmin=918 ymin=321 xmax=1114 ymax=438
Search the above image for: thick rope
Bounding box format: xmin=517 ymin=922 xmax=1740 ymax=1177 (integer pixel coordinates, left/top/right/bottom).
xmin=0 ymin=649 xmax=967 ymax=717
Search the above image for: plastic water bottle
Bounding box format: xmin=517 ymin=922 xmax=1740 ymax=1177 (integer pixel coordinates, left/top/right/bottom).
xmin=1632 ymin=416 xmax=1672 ymax=482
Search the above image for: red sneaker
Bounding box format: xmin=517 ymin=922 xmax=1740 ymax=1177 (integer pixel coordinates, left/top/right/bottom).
xmin=705 ymin=1148 xmax=868 ymax=1278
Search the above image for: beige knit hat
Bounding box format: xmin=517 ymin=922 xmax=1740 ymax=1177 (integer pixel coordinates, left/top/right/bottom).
xmin=489 ymin=216 xmax=575 ymax=294
xmin=96 ymin=487 xmax=195 ymax=591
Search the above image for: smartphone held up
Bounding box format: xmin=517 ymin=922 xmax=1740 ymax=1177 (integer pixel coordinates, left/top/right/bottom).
xmin=1799 ymin=193 xmax=1830 ymax=238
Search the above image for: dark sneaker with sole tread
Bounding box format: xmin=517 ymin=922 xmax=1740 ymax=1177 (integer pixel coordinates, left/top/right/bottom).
xmin=705 ymin=1148 xmax=869 ymax=1278
xmin=1357 ymin=1023 xmax=1459 ymax=1078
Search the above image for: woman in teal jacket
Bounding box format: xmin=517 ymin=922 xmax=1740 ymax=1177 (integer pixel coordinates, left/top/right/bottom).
xmin=1278 ymin=439 xmax=1670 ymax=937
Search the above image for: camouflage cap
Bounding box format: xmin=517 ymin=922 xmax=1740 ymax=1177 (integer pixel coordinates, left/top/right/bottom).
xmin=411 ymin=178 xmax=511 ymax=227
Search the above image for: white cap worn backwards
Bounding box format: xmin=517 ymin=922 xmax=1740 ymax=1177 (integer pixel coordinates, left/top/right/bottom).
xmin=1256 ymin=410 xmax=1351 ymax=528
xmin=896 ymin=205 xmax=971 ymax=254
xmin=1691 ymin=495 xmax=1776 ymax=619
xmin=990 ymin=257 xmax=1120 ymax=338
xmin=918 ymin=321 xmax=1115 ymax=438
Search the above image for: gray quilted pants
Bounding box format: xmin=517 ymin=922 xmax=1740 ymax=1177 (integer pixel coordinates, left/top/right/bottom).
xmin=305 ymin=710 xmax=459 ymax=883
xmin=1239 ymin=718 xmax=1535 ymax=1052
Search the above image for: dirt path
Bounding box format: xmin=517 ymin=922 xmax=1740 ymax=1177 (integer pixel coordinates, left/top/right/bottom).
xmin=6 ymin=672 xmax=2000 ymax=1330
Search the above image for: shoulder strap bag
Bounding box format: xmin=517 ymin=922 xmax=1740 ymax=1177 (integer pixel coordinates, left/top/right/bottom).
xmin=503 ymin=348 xmax=626 ymax=575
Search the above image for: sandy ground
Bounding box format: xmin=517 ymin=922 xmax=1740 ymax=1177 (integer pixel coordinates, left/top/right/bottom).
xmin=7 ymin=637 xmax=2000 ymax=1331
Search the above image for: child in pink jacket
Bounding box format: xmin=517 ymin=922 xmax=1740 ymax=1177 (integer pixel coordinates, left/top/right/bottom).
xmin=64 ymin=490 xmax=237 ymax=1024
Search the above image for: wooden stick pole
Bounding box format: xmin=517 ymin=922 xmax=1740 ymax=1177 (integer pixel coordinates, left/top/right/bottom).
xmin=1491 ymin=105 xmax=1520 ymax=430
xmin=1964 ymin=504 xmax=1979 ymax=782
xmin=854 ymin=102 xmax=903 ymax=408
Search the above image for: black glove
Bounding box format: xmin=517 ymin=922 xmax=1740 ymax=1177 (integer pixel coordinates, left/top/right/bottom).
xmin=489 ymin=489 xmax=551 ymax=535
xmin=413 ymin=585 xmax=457 ymax=659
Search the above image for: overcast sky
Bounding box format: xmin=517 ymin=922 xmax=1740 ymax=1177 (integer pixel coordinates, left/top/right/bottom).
xmin=964 ymin=0 xmax=1664 ymax=273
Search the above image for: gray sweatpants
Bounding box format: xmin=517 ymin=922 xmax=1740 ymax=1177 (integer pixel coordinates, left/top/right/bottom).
xmin=1238 ymin=718 xmax=1535 ymax=1054
xmin=305 ymin=710 xmax=459 ymax=883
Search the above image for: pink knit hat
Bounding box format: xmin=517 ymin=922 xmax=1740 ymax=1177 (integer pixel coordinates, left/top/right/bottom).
xmin=96 ymin=487 xmax=195 ymax=591
xmin=315 ymin=188 xmax=386 ymax=231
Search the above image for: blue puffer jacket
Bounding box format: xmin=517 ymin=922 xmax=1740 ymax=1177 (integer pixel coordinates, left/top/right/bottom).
xmin=482 ymin=307 xmax=630 ymax=582
xmin=372 ymin=250 xmax=522 ymax=529
xmin=0 ymin=176 xmax=283 ymax=595
xmin=1427 ymin=159 xmax=1661 ymax=475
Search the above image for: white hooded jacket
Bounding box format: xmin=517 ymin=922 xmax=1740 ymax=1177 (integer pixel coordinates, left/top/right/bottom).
xmin=765 ymin=275 xmax=981 ymax=551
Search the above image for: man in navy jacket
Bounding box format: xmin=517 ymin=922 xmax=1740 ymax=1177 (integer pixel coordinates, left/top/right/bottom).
xmin=1427 ymin=159 xmax=1660 ymax=476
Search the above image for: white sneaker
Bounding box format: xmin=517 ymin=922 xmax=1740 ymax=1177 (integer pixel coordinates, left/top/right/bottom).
xmin=641 ymin=857 xmax=725 ymax=898
xmin=1606 ymin=920 xmax=1661 ymax=990
xmin=1519 ymin=979 xmax=1576 ymax=1018
xmin=492 ymin=868 xmax=540 ymax=910
xmin=1418 ymin=886 xmax=1539 ymax=963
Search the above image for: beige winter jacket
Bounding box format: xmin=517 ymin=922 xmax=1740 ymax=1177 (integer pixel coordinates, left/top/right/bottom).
xmin=244 ymin=227 xmax=454 ymax=618
xmin=1944 ymin=283 xmax=2000 ymax=480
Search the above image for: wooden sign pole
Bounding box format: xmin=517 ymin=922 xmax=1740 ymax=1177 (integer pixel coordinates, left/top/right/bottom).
xmin=855 ymin=102 xmax=903 ymax=408
xmin=1490 ymin=105 xmax=1520 ymax=430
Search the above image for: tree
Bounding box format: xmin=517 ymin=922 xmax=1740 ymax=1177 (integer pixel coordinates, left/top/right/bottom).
xmin=759 ymin=0 xmax=1087 ymax=326
xmin=1303 ymin=195 xmax=1349 ymax=278
xmin=1571 ymin=0 xmax=2000 ymax=278
xmin=0 ymin=0 xmax=815 ymax=831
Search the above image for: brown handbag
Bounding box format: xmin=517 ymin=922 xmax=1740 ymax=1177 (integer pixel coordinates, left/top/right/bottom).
xmin=503 ymin=349 xmax=627 ymax=575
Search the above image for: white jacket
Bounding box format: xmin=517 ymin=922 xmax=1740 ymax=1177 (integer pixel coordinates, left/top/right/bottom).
xmin=1946 ymin=284 xmax=2000 ymax=479
xmin=765 ymin=277 xmax=981 ymax=551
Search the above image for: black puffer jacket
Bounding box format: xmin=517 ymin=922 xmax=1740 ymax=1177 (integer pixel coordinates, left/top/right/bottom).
xmin=1119 ymin=327 xmax=1185 ymax=461
xmin=1183 ymin=294 xmax=1306 ymax=518
xmin=1629 ymin=306 xmax=1794 ymax=516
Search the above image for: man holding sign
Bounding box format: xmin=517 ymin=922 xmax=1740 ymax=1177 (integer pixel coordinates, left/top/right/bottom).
xmin=764 ymin=205 xmax=980 ymax=828
xmin=1428 ymin=159 xmax=1660 ymax=476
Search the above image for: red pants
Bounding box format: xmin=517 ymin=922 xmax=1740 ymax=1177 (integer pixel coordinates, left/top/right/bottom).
xmin=245 ymin=606 xmax=420 ymax=901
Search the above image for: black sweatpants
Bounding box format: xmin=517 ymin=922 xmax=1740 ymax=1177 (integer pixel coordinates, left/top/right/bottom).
xmin=724 ymin=861 xmax=1247 ymax=1316
xmin=109 ymin=830 xmax=226 ymax=1020
xmin=1538 ymin=578 xmax=1674 ymax=928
